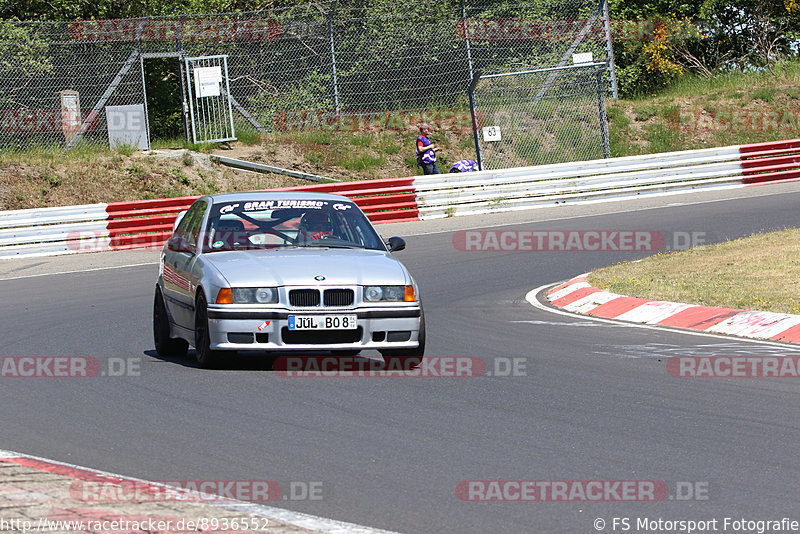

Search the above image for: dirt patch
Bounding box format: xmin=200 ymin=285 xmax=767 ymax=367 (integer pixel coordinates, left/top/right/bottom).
xmin=0 ymin=126 xmax=477 ymax=211
xmin=207 ymin=128 xmax=476 ymax=182
xmin=0 ymin=148 xmax=309 ymax=211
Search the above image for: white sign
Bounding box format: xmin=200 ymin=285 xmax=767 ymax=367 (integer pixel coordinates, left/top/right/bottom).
xmin=572 ymin=52 xmax=594 ymax=64
xmin=194 ymin=66 xmax=222 ymax=98
xmin=106 ymin=104 xmax=149 ymax=151
xmin=482 ymin=126 xmax=501 ymax=142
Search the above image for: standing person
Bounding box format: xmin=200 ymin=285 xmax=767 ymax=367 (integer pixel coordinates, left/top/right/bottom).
xmin=416 ymin=123 xmax=441 ymax=175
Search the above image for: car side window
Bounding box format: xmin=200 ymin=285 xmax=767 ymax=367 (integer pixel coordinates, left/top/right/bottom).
xmin=176 ymin=200 xmax=208 ymax=247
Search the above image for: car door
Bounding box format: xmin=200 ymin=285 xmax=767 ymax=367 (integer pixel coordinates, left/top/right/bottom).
xmin=162 ymin=199 xmax=208 ymax=328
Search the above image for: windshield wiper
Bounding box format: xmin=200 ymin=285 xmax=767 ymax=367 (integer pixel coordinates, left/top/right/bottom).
xmin=305 ymin=243 xmax=360 ymax=249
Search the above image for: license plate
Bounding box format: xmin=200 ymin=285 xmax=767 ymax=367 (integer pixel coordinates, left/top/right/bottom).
xmin=288 ymin=315 xmax=357 ymax=330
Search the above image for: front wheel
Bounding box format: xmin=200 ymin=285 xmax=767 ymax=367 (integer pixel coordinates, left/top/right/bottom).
xmin=194 ymin=293 xmax=231 ymax=369
xmin=153 ymin=287 xmax=188 ymax=358
xmin=380 ymin=309 xmax=425 ymax=370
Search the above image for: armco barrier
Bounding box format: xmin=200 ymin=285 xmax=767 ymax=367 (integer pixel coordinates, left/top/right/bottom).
xmin=1 ymin=138 xmax=798 ymax=258
xmin=0 ymin=178 xmax=418 ymax=258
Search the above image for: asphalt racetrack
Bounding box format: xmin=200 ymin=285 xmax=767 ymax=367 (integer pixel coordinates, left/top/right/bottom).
xmin=3 ymin=183 xmax=800 ymax=533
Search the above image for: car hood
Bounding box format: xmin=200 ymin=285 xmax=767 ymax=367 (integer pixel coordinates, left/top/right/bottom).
xmin=202 ymin=248 xmax=409 ymax=287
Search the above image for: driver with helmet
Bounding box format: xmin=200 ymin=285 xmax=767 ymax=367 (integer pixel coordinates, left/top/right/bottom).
xmin=300 ymin=210 xmax=335 ymax=241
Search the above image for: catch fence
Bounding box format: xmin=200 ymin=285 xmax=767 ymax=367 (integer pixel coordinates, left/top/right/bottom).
xmin=0 ymin=0 xmax=617 ymax=167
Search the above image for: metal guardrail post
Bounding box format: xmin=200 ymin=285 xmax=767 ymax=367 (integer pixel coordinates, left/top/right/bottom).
xmin=328 ymin=0 xmax=340 ymax=117
xmin=602 ymin=0 xmax=619 ymax=99
xmin=468 ymin=71 xmax=483 ymax=171
xmin=596 ymin=69 xmax=611 ymax=158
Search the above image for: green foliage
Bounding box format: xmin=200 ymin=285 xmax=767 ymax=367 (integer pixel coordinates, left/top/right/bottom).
xmin=115 ymin=143 xmax=138 ymax=156
xmin=606 ymin=106 xmax=629 ymax=128
xmin=404 ymin=155 xmax=421 ymax=172
xmin=644 ymin=123 xmax=680 ymax=153
xmin=295 ymin=130 xmax=334 ymax=146
xmin=126 ymin=163 xmax=148 ymax=178
xmin=634 ymin=104 xmax=659 ymax=121
xmin=338 ymin=153 xmax=385 ymax=171
xmin=236 ymin=129 xmax=262 ymax=145
xmin=458 ymin=136 xmax=475 ymax=150
xmin=171 ymin=167 xmax=191 ymax=185
xmin=659 ymin=104 xmax=680 ymax=118
xmin=305 ymin=152 xmax=323 ymax=166
xmin=377 ymin=137 xmax=402 ymax=155
xmin=41 ymin=172 xmax=61 ymax=188
xmin=348 ymin=134 xmax=372 ymax=147
xmin=0 ymin=0 xmax=269 ymax=20
xmin=751 ymin=88 xmax=777 ymax=103
xmin=0 ymin=21 xmax=53 ymax=106
xmin=143 ymin=58 xmax=183 ymax=142
xmin=197 ymin=172 xmax=219 ymax=195
xmin=609 ymin=0 xmax=800 ymax=97
xmin=248 ymin=69 xmax=334 ymax=129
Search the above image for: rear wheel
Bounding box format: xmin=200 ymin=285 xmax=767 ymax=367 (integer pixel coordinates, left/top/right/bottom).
xmin=194 ymin=293 xmax=231 ymax=369
xmin=380 ymin=309 xmax=425 ymax=370
xmin=153 ymin=287 xmax=188 ymax=358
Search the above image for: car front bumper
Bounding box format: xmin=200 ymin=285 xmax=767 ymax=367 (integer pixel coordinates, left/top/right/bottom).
xmin=206 ymin=305 xmax=422 ymax=351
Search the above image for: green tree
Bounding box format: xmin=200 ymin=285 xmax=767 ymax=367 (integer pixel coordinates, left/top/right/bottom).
xmin=0 ymin=21 xmax=53 ymax=106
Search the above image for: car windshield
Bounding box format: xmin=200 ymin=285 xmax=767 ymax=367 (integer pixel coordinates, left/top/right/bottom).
xmin=203 ymin=198 xmax=386 ymax=253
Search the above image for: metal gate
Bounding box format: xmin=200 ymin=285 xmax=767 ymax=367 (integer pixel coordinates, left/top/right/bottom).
xmin=184 ymin=55 xmax=236 ymax=144
xmin=471 ymin=63 xmax=610 ymax=171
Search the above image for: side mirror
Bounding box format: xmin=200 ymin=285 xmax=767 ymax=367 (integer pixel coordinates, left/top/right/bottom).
xmin=386 ymin=236 xmax=406 ymax=252
xmin=167 ymin=236 xmax=195 ymax=254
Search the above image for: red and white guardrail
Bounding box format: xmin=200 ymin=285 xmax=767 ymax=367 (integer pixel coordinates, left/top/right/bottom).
xmin=0 ymin=138 xmax=798 ymax=258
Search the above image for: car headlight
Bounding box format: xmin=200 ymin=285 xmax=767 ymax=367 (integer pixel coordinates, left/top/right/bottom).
xmin=229 ymin=287 xmax=278 ymax=304
xmin=364 ymin=285 xmax=416 ymax=302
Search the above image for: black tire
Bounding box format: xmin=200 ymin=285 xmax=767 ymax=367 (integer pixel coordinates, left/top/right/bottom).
xmin=380 ymin=308 xmax=426 ymax=370
xmin=194 ymin=293 xmax=230 ymax=369
xmin=153 ymin=287 xmax=188 ymax=358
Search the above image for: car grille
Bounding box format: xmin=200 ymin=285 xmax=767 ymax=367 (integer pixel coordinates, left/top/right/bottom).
xmin=289 ymin=289 xmax=320 ymax=307
xmin=288 ymin=288 xmax=354 ymax=307
xmin=323 ymin=289 xmax=354 ymax=307
xmin=281 ymin=327 xmax=363 ymax=344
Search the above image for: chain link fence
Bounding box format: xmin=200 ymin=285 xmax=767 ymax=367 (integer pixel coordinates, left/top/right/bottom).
xmin=0 ymin=0 xmax=615 ymax=168
xmin=473 ymin=64 xmax=610 ymax=169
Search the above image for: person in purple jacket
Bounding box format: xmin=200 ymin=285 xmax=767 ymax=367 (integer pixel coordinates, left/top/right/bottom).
xmin=449 ymin=159 xmax=479 ymax=173
xmin=416 ymin=123 xmax=441 ymax=174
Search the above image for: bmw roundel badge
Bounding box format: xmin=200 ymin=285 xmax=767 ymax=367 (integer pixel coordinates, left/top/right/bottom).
xmin=314 ymin=275 xmax=326 ymax=281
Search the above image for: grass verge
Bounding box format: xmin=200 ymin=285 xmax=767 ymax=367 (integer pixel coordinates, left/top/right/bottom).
xmin=607 ymin=59 xmax=800 ymax=157
xmin=588 ymin=228 xmax=800 ymax=315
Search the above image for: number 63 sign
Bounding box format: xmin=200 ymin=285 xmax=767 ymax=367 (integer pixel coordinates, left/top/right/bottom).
xmin=482 ymin=126 xmax=502 ymax=142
